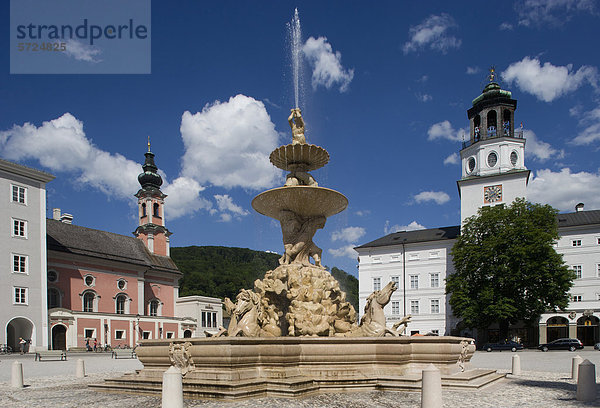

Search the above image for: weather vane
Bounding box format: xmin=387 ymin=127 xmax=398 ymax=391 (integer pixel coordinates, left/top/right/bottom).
xmin=147 ymin=136 xmax=151 ymax=152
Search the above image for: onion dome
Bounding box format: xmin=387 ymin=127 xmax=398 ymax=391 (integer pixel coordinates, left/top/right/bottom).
xmin=138 ymin=150 xmax=163 ymax=189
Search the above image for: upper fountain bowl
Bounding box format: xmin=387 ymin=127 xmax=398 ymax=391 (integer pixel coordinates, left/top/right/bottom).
xmin=270 ymin=144 xmax=329 ymax=171
xmin=252 ymin=186 xmax=348 ymax=220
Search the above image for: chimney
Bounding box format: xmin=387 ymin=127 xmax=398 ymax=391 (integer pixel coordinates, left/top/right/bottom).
xmin=53 ymin=208 xmax=61 ymax=220
xmin=60 ymin=213 xmax=73 ymax=224
xmin=575 ymin=203 xmax=584 ymax=212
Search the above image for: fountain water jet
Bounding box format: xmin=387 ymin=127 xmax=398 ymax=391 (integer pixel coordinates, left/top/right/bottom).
xmin=288 ymin=8 xmax=303 ymax=109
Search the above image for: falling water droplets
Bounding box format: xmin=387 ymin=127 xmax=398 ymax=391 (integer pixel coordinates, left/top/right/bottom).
xmin=287 ymin=8 xmax=304 ymax=109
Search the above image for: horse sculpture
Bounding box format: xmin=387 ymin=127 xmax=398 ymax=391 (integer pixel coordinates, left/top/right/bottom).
xmin=213 ymin=289 xmax=280 ymax=337
xmin=345 ymin=281 xmax=411 ymax=337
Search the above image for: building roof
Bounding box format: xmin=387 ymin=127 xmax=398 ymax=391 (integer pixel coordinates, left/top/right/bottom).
xmin=356 ymin=210 xmax=600 ymax=250
xmin=0 ymin=158 xmax=55 ymax=183
xmin=46 ymin=219 xmax=180 ymax=275
xmin=557 ymin=209 xmax=600 ymax=228
xmin=355 ymin=226 xmax=460 ymax=249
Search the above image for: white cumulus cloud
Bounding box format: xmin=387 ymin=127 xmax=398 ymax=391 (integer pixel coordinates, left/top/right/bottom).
xmin=516 ymin=0 xmax=596 ymax=27
xmin=64 ymin=39 xmax=102 ymax=63
xmin=384 ymin=220 xmax=426 ymax=235
xmin=427 ymin=120 xmax=465 ymax=142
xmin=572 ymin=106 xmax=600 ymax=145
xmin=444 ymin=153 xmax=459 ymax=165
xmin=180 ymin=94 xmax=282 ymax=190
xmin=413 ymin=191 xmax=451 ymax=205
xmin=528 ymin=168 xmax=600 ymax=211
xmin=403 ymin=14 xmax=461 ymax=54
xmin=331 ymin=226 xmax=366 ymax=243
xmin=302 ymin=36 xmax=354 ymax=92
xmin=466 ymin=66 xmax=480 ymax=75
xmin=211 ymin=194 xmax=249 ymax=222
xmin=499 ymin=22 xmax=514 ymax=31
xmin=328 ymin=245 xmax=358 ymax=259
xmin=502 ymin=57 xmax=598 ymax=102
xmin=416 ymin=93 xmax=432 ymax=102
xmin=0 ymin=113 xmax=211 ymax=220
xmin=523 ymin=129 xmax=564 ymax=161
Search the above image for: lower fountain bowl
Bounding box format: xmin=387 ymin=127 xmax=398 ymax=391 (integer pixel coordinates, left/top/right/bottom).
xmin=252 ymin=186 xmax=348 ymax=220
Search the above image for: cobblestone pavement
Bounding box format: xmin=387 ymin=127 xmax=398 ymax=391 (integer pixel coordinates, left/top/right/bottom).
xmin=1 ymin=352 xmax=600 ymax=407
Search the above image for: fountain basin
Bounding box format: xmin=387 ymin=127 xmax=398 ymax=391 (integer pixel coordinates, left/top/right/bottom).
xmin=90 ymin=336 xmax=504 ymax=399
xmin=252 ymin=186 xmax=348 ymax=220
xmin=270 ymin=144 xmax=329 ymax=171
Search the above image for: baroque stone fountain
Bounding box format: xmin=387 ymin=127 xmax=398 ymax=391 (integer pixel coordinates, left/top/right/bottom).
xmin=91 ymin=109 xmax=503 ymax=400
xmin=91 ymin=10 xmax=503 ymax=399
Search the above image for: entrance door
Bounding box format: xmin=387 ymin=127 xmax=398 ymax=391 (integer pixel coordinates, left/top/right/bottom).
xmin=577 ymin=316 xmax=599 ymax=346
xmin=546 ymin=316 xmax=568 ymax=342
xmin=6 ymin=317 xmax=34 ymax=352
xmin=52 ymin=325 xmax=67 ymax=350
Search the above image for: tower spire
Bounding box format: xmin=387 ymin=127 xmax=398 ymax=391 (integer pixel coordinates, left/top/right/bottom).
xmin=134 ymin=146 xmax=171 ymax=256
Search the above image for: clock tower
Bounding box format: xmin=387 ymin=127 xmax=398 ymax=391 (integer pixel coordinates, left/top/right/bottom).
xmin=457 ymin=69 xmax=530 ymax=223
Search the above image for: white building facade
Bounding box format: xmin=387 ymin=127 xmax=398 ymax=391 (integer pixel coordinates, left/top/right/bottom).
xmin=357 ymin=80 xmax=600 ymax=346
xmin=0 ymin=159 xmax=54 ymax=352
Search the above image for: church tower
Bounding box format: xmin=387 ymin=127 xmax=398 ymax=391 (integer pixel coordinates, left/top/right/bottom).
xmin=134 ymin=142 xmax=172 ymax=256
xmin=457 ymin=69 xmax=530 ymax=223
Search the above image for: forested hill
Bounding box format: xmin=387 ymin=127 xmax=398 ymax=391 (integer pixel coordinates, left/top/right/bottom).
xmin=171 ymin=246 xmax=359 ymax=311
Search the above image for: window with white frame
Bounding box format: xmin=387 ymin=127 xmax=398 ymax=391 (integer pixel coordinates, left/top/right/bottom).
xmin=202 ymin=311 xmax=218 ymax=328
xmin=116 ymin=294 xmax=127 ymax=314
xmin=572 ymin=295 xmax=582 ymax=302
xmin=391 ymin=301 xmax=400 ymax=315
xmin=83 ymin=291 xmax=96 ymax=312
xmin=84 ymin=329 xmax=95 ymax=339
xmin=373 ymin=277 xmax=381 ymax=291
xmin=430 ymin=273 xmax=439 ymax=288
xmin=142 ymin=331 xmax=151 ymax=339
xmin=429 ymin=251 xmax=439 ymax=259
xmin=12 ymin=219 xmax=26 ymax=238
xmin=431 ymin=329 xmax=439 ymax=335
xmin=390 ymin=255 xmax=400 ymax=262
xmin=12 ymin=254 xmax=27 ymax=274
xmin=597 ymin=237 xmax=600 ymax=245
xmin=391 ymin=276 xmax=399 ymax=286
xmin=597 ymin=264 xmax=600 ymax=278
xmin=409 ymin=275 xmax=419 ymax=289
xmin=11 ymin=185 xmax=26 ymax=204
xmin=572 ymin=239 xmax=582 ymax=247
xmin=409 ymin=253 xmax=419 ymax=261
xmin=115 ymin=330 xmax=125 ymax=340
xmin=14 ymin=287 xmax=28 ymax=304
xmin=573 ymin=265 xmax=582 ymax=279
xmin=372 ymin=256 xmax=382 ymax=264
xmin=430 ymin=299 xmax=440 ymax=314
xmin=410 ymin=300 xmax=419 ymax=314
xmin=166 ymin=332 xmax=174 ymax=339
xmin=149 ymin=300 xmax=159 ymax=316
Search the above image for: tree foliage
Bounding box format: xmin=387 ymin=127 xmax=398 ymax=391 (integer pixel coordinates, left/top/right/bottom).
xmin=446 ymin=199 xmax=574 ymax=333
xmin=171 ymin=246 xmax=358 ymax=310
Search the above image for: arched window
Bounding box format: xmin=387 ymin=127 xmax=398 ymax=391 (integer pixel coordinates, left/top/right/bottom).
xmin=116 ymin=294 xmax=127 ymax=314
xmin=48 ymin=288 xmax=61 ymax=309
xmin=83 ymin=291 xmax=95 ymax=312
xmin=149 ymin=300 xmax=159 ymax=316
xmin=153 ymin=203 xmax=160 ymax=217
xmin=487 ymin=110 xmax=497 ymax=137
xmin=502 ymin=109 xmax=511 ymax=136
xmin=141 ymin=203 xmax=147 ymax=217
xmin=473 ymin=115 xmax=481 ymax=141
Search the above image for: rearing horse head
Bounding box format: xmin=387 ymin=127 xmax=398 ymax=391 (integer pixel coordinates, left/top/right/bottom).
xmin=373 ymin=281 xmax=397 ymax=306
xmin=234 ymin=289 xmax=259 ymax=317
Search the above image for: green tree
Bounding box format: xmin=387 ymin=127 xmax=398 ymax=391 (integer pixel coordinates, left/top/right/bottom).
xmin=446 ymin=198 xmax=574 ymax=339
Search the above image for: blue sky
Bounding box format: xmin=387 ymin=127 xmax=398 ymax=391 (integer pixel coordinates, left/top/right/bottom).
xmin=2 ymin=1 xmax=600 ymax=276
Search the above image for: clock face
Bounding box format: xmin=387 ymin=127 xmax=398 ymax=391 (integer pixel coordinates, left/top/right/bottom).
xmin=483 ymin=185 xmax=502 ymax=203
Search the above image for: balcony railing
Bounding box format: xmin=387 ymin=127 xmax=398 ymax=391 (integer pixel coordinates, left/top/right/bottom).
xmin=462 ymin=128 xmax=524 ymax=149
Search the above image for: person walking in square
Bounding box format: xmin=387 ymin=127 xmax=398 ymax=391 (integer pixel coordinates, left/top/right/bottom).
xmin=93 ymin=338 xmax=97 ymax=352
xmin=19 ymin=337 xmax=26 ymax=354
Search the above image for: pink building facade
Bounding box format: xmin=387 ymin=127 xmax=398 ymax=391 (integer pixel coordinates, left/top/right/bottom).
xmin=47 ymin=148 xmax=196 ymax=350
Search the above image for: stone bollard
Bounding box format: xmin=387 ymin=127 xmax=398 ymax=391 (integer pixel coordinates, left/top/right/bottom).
xmin=76 ymin=358 xmax=86 ymax=378
xmin=162 ymin=365 xmax=184 ymax=408
xmin=11 ymin=361 xmax=24 ymax=388
xmin=511 ymin=354 xmax=521 ymax=375
xmin=576 ymin=360 xmax=596 ymax=402
xmin=421 ymin=364 xmax=442 ymax=408
xmin=572 ymin=355 xmax=583 ymax=381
